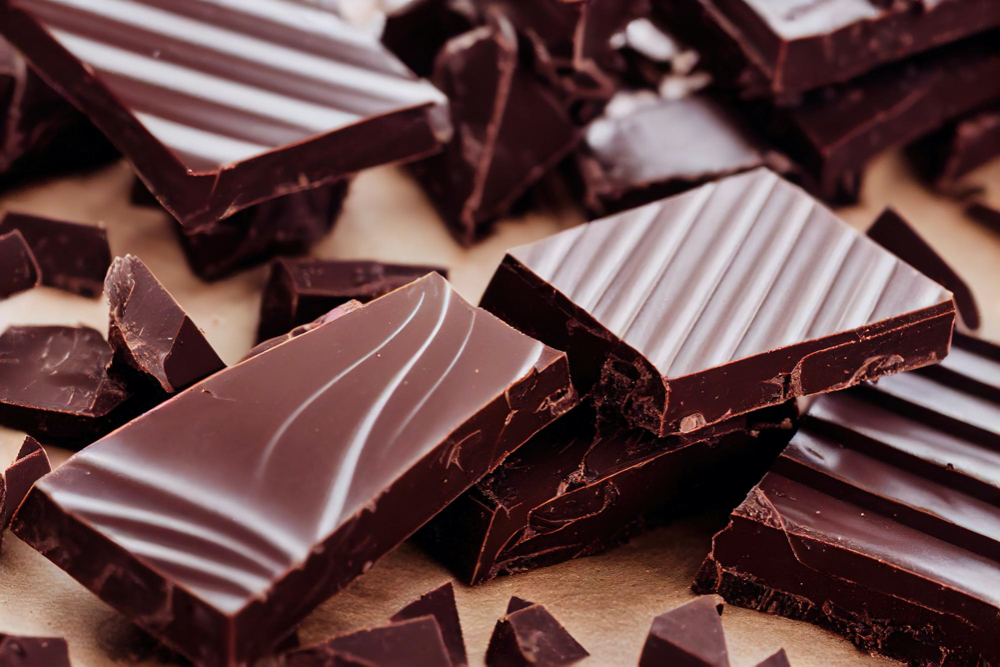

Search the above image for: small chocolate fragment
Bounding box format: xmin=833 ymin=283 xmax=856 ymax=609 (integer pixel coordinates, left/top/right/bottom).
xmin=966 ymin=203 xmax=1000 ymax=235
xmin=867 ymin=208 xmax=980 ymax=330
xmin=390 ymin=583 xmax=467 ymax=667
xmin=258 ymin=258 xmax=447 ymax=342
xmin=0 ymin=634 xmax=71 ymax=667
xmin=245 ymin=300 xmax=364 ymax=361
xmin=0 ymin=229 xmax=40 ymax=298
xmin=506 ymin=597 xmax=534 ymax=614
xmin=639 ymin=596 xmax=728 ymax=667
xmin=755 ymin=649 xmax=791 ymax=667
xmin=382 ymin=0 xmax=480 ymax=78
xmin=0 ymin=212 xmax=111 ymax=298
xmin=285 ymin=617 xmax=450 ymax=667
xmin=910 ymin=106 xmax=1000 ymax=183
xmin=485 ymin=598 xmax=588 ymax=667
xmin=0 ymin=326 xmax=131 ymax=445
xmin=106 ymin=255 xmax=225 ymax=394
xmin=0 ymin=436 xmax=51 ymax=535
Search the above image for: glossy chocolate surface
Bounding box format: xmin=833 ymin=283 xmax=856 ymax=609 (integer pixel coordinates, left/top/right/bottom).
xmin=0 ymin=229 xmax=40 ymax=299
xmin=0 ymin=634 xmax=71 ymax=667
xmin=0 ymin=436 xmax=51 ymax=537
xmin=696 ymin=335 xmax=1000 ymax=665
xmin=0 ymin=0 xmax=449 ymax=229
xmin=911 ymin=106 xmax=1000 ymax=184
xmin=390 ymin=582 xmax=467 ymax=667
xmin=482 ymin=168 xmax=955 ymax=437
xmin=485 ymin=599 xmax=589 ymax=667
xmin=639 ymin=596 xmax=728 ymax=667
xmin=286 ymin=617 xmax=450 ymax=667
xmin=13 ymin=273 xmax=576 ymax=666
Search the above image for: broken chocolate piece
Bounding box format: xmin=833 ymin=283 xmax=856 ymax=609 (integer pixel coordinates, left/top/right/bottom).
xmin=485 ymin=599 xmax=589 ymax=667
xmin=12 ymin=273 xmax=576 ymax=666
xmin=966 ymin=202 xmax=1000 ymax=235
xmin=639 ymin=596 xmax=728 ymax=667
xmin=481 ymin=168 xmax=955 ymax=437
xmin=0 ymin=229 xmax=40 ymax=298
xmin=245 ymin=300 xmax=364 ymax=361
xmin=390 ymin=582 xmax=467 ymax=667
xmin=867 ymin=208 xmax=980 ymax=330
xmin=695 ymin=334 xmax=1000 ymax=665
xmin=755 ymin=649 xmax=791 ymax=667
xmin=0 ymin=212 xmax=110 ymax=298
xmin=0 ymin=436 xmax=51 ymax=535
xmin=286 ymin=617 xmax=450 ymax=667
xmin=506 ymin=597 xmax=534 ymax=614
xmin=382 ymin=0 xmax=480 ymax=78
xmin=0 ymin=634 xmax=71 ymax=667
xmin=0 ymin=326 xmax=131 ymax=445
xmin=257 ymin=258 xmax=447 ymax=342
xmin=910 ymin=105 xmax=1000 ymax=183
xmin=106 ymin=255 xmax=225 ymax=394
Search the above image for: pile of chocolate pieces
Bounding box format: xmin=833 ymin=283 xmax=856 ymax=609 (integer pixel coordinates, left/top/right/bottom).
xmin=1 ymin=0 xmax=998 ymax=665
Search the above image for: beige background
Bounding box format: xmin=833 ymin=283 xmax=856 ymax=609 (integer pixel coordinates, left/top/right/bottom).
xmin=0 ymin=153 xmax=998 ymax=666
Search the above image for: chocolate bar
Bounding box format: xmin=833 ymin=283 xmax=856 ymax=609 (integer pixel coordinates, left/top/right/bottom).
xmin=106 ymin=255 xmax=225 ymax=394
xmin=0 ymin=437 xmax=51 ymax=537
xmin=409 ymin=16 xmax=579 ymax=245
xmin=485 ymin=597 xmax=588 ymax=667
xmin=246 ymin=300 xmax=363 ymax=361
xmin=0 ymin=325 xmax=132 ymax=445
xmin=967 ymin=202 xmax=1000 ymax=234
xmin=285 ymin=617 xmax=451 ymax=667
xmin=12 ymin=273 xmax=576 ymax=666
xmin=756 ymin=650 xmax=791 ymax=667
xmin=0 ymin=229 xmax=40 ymax=298
xmin=417 ymin=401 xmax=794 ymax=583
xmin=382 ymin=0 xmax=480 ymax=78
xmin=0 ymin=212 xmax=110 ymax=298
xmin=695 ymin=333 xmax=1000 ymax=665
xmin=482 ymin=168 xmax=956 ymax=437
xmin=0 ymin=635 xmax=70 ymax=667
xmin=257 ymin=258 xmax=447 ymax=341
xmin=911 ymin=105 xmax=1000 ymax=183
xmin=867 ymin=208 xmax=980 ymax=330
xmin=0 ymin=0 xmax=449 ymax=231
xmin=390 ymin=583 xmax=467 ymax=667
xmin=638 ymin=597 xmax=727 ymax=667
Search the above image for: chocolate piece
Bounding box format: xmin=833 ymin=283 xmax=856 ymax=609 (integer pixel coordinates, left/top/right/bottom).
xmin=0 ymin=326 xmax=131 ymax=445
xmin=12 ymin=273 xmax=576 ymax=666
xmin=482 ymin=168 xmax=955 ymax=437
xmin=0 ymin=634 xmax=71 ymax=667
xmin=285 ymin=617 xmax=450 ymax=667
xmin=409 ymin=17 xmax=579 ymax=245
xmin=390 ymin=583 xmax=467 ymax=667
xmin=245 ymin=300 xmax=364 ymax=361
xmin=418 ymin=401 xmax=795 ymax=583
xmin=0 ymin=0 xmax=449 ymax=231
xmin=867 ymin=208 xmax=980 ymax=330
xmin=0 ymin=212 xmax=110 ymax=298
xmin=695 ymin=334 xmax=1000 ymax=665
xmin=910 ymin=105 xmax=1000 ymax=183
xmin=258 ymin=258 xmax=447 ymax=342
xmin=966 ymin=202 xmax=1000 ymax=235
xmin=0 ymin=437 xmax=51 ymax=535
xmin=382 ymin=0 xmax=480 ymax=78
xmin=0 ymin=229 xmax=40 ymax=298
xmin=638 ymin=596 xmax=728 ymax=667
xmin=485 ymin=599 xmax=589 ymax=667
xmin=506 ymin=597 xmax=534 ymax=614
xmin=106 ymin=255 xmax=225 ymax=394
xmin=657 ymin=0 xmax=1000 ymax=101
xmin=755 ymin=649 xmax=791 ymax=667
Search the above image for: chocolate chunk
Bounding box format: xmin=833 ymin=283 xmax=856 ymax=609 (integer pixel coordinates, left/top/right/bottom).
xmin=12 ymin=273 xmax=576 ymax=666
xmin=966 ymin=202 xmax=1000 ymax=235
xmin=390 ymin=583 xmax=467 ymax=667
xmin=639 ymin=596 xmax=728 ymax=667
xmin=910 ymin=105 xmax=1000 ymax=184
xmin=0 ymin=634 xmax=71 ymax=667
xmin=409 ymin=16 xmax=579 ymax=245
xmin=245 ymin=300 xmax=364 ymax=361
xmin=482 ymin=168 xmax=955 ymax=437
xmin=867 ymin=208 xmax=980 ymax=330
xmin=258 ymin=258 xmax=447 ymax=342
xmin=382 ymin=0 xmax=480 ymax=78
xmin=0 ymin=0 xmax=449 ymax=231
xmin=418 ymin=402 xmax=795 ymax=583
xmin=285 ymin=617 xmax=450 ymax=667
xmin=695 ymin=334 xmax=1000 ymax=665
xmin=755 ymin=649 xmax=791 ymax=667
xmin=506 ymin=596 xmax=534 ymax=614
xmin=485 ymin=599 xmax=589 ymax=667
xmin=106 ymin=255 xmax=225 ymax=394
xmin=0 ymin=212 xmax=111 ymax=298
xmin=0 ymin=437 xmax=51 ymax=536
xmin=0 ymin=229 xmax=40 ymax=299
xmin=0 ymin=326 xmax=131 ymax=445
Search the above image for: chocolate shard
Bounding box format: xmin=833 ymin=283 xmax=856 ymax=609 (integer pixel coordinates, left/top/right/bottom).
xmin=481 ymin=168 xmax=955 ymax=438
xmin=409 ymin=16 xmax=579 ymax=245
xmin=0 ymin=212 xmax=111 ymax=298
xmin=245 ymin=300 xmax=364 ymax=362
xmin=257 ymin=258 xmax=447 ymax=342
xmin=390 ymin=582 xmax=467 ymax=667
xmin=12 ymin=273 xmax=576 ymax=666
xmin=0 ymin=436 xmax=51 ymax=535
xmin=0 ymin=325 xmax=132 ymax=446
xmin=0 ymin=229 xmax=40 ymax=298
xmin=867 ymin=208 xmax=980 ymax=331
xmin=910 ymin=105 xmax=1000 ymax=184
xmin=382 ymin=0 xmax=481 ymax=78
xmin=506 ymin=597 xmax=534 ymax=614
xmin=106 ymin=255 xmax=225 ymax=394
xmin=966 ymin=202 xmax=1000 ymax=235
xmin=0 ymin=0 xmax=449 ymax=231
xmin=639 ymin=596 xmax=728 ymax=667
xmin=0 ymin=634 xmax=71 ymax=667
xmin=285 ymin=617 xmax=450 ymax=667
xmin=485 ymin=599 xmax=589 ymax=667
xmin=695 ymin=334 xmax=1000 ymax=665
xmin=755 ymin=649 xmax=791 ymax=667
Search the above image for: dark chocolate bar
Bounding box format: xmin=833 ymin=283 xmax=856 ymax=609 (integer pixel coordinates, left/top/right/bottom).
xmin=481 ymin=168 xmax=956 ymax=437
xmin=0 ymin=0 xmax=449 ymax=231
xmin=246 ymin=300 xmax=363 ymax=361
xmin=382 ymin=0 xmax=480 ymax=78
xmin=485 ymin=598 xmax=588 ymax=667
xmin=756 ymin=649 xmax=791 ymax=667
xmin=0 ymin=229 xmax=40 ymax=298
xmin=418 ymin=401 xmax=795 ymax=584
xmin=695 ymin=333 xmax=1000 ymax=665
xmin=0 ymin=634 xmax=71 ymax=667
xmin=638 ymin=596 xmax=728 ymax=667
xmin=966 ymin=202 xmax=1000 ymax=235
xmin=0 ymin=436 xmax=51 ymax=536
xmin=390 ymin=583 xmax=467 ymax=667
xmin=13 ymin=273 xmax=576 ymax=666
xmin=910 ymin=105 xmax=1000 ymax=183
xmin=0 ymin=325 xmax=132 ymax=445
xmin=285 ymin=617 xmax=450 ymax=667
xmin=0 ymin=212 xmax=111 ymax=298
xmin=106 ymin=255 xmax=225 ymax=394
xmin=257 ymin=258 xmax=447 ymax=342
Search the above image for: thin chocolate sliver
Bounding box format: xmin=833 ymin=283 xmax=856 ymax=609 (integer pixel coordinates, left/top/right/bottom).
xmin=0 ymin=436 xmax=51 ymax=536
xmin=0 ymin=229 xmax=40 ymax=299
xmin=390 ymin=582 xmax=467 ymax=667
xmin=639 ymin=596 xmax=728 ymax=667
